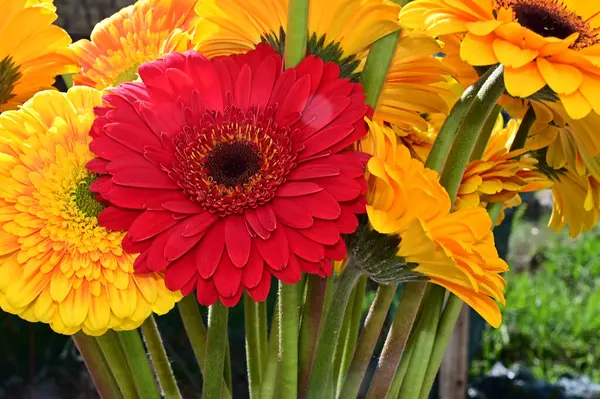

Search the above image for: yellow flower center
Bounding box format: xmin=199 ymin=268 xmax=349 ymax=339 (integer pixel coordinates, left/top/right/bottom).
xmin=0 ymin=56 xmax=21 ymax=106
xmin=495 ymin=0 xmax=599 ymax=49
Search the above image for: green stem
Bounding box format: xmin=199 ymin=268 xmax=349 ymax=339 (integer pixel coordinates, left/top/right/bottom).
xmin=366 ymin=282 xmax=427 ymax=399
xmin=140 ymin=316 xmax=182 ymax=399
xmin=177 ymin=295 xmax=208 ymax=372
xmin=284 ymin=0 xmax=309 ymax=68
xmin=487 ymin=202 xmax=504 ymax=225
xmin=306 ymin=263 xmax=363 ymax=398
xmin=299 ymin=275 xmax=328 ymax=396
xmin=73 ymin=332 xmax=123 ymax=399
xmin=333 ymin=288 xmax=355 ymax=392
xmin=339 ymin=284 xmax=398 ymax=399
xmin=510 ymin=105 xmax=536 ymax=151
xmin=202 ymin=301 xmax=229 ymax=399
xmin=95 ymin=331 xmax=138 ymax=399
xmin=388 ymin=334 xmax=416 ymax=399
xmin=244 ymin=294 xmax=264 ymax=399
xmin=279 ymin=282 xmax=300 ymax=398
xmin=396 ymin=286 xmax=445 ymax=399
xmin=117 ymin=329 xmax=160 ymax=399
xmin=439 ymin=65 xmax=506 ymax=202
xmin=471 ymin=104 xmax=502 ymax=161
xmin=259 ymin=300 xmax=269 ymax=372
xmin=62 ymin=74 xmax=74 ymax=89
xmin=224 ymin=331 xmax=232 ymax=393
xmin=417 ymin=294 xmax=463 ymax=399
xmin=361 ymin=31 xmax=400 ymax=108
xmin=425 ymin=66 xmax=497 ymax=172
xmin=260 ymin=302 xmax=280 ymax=399
xmin=337 ymin=276 xmax=367 ymax=392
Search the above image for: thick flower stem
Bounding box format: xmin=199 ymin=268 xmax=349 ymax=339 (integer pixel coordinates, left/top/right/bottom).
xmin=260 ymin=303 xmax=280 ymax=399
xmin=117 ymin=329 xmax=161 ymax=399
xmin=510 ymin=105 xmax=536 ymax=151
xmin=258 ymin=300 xmax=269 ymax=371
xmin=306 ymin=262 xmax=363 ymax=398
xmin=361 ymin=31 xmax=400 ymax=108
xmin=333 ymin=288 xmax=355 ymax=390
xmin=244 ymin=294 xmax=264 ymax=399
xmin=471 ymin=105 xmax=502 ymax=161
xmin=439 ymin=65 xmax=506 ymax=201
xmin=337 ymin=276 xmax=368 ymax=392
xmin=417 ymin=293 xmax=463 ymax=399
xmin=284 ymin=0 xmax=309 ymax=68
xmin=366 ymin=282 xmax=427 ymax=399
xmin=388 ymin=335 xmax=415 ymax=398
xmin=396 ymin=286 xmax=445 ymax=399
xmin=95 ymin=331 xmax=139 ymax=399
xmin=72 ymin=332 xmax=122 ymax=399
xmin=279 ymin=282 xmax=300 ymax=398
xmin=140 ymin=316 xmax=182 ymax=399
xmin=203 ymin=301 xmax=229 ymax=399
xmin=299 ymin=275 xmax=328 ymax=396
xmin=425 ymin=66 xmax=498 ymax=172
xmin=339 ymin=284 xmax=398 ymax=399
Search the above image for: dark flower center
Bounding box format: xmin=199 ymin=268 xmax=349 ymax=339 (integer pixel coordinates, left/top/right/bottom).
xmin=261 ymin=27 xmax=361 ymax=81
xmin=72 ymin=174 xmax=106 ymax=219
xmin=495 ymin=0 xmax=599 ymax=49
xmin=205 ymin=142 xmax=261 ymax=187
xmin=0 ymin=56 xmax=21 ymax=106
xmin=172 ymin=105 xmax=297 ymax=215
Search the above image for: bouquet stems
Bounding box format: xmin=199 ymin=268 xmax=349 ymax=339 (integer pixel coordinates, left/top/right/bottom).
xmin=259 ymin=303 xmax=280 ymax=399
xmin=278 ymin=282 xmax=300 ymax=398
xmin=202 ymin=301 xmax=229 ymax=399
xmin=95 ymin=331 xmax=139 ymax=398
xmin=244 ymin=294 xmax=265 ymax=398
xmin=73 ymin=332 xmax=123 ymax=399
xmin=140 ymin=316 xmax=182 ymax=399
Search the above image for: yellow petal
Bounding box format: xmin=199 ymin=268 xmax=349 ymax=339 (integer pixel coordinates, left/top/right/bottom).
xmin=537 ymin=58 xmax=583 ymax=95
xmin=560 ymin=91 xmax=592 ymax=120
xmin=493 ymin=39 xmax=538 ymax=68
xmin=460 ymin=33 xmax=497 ymax=66
xmin=84 ymin=289 xmax=111 ymax=333
xmin=58 ymin=282 xmax=91 ymax=328
xmin=504 ymin=63 xmax=546 ymax=98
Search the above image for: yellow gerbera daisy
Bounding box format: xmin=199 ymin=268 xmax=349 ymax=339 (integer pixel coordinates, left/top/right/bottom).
xmin=365 ymin=143 xmax=508 ymax=327
xmin=70 ymin=0 xmax=199 ymax=89
xmin=0 ymin=87 xmax=181 ymax=336
xmin=549 ymin=167 xmax=600 ymax=237
xmin=193 ymin=0 xmax=400 ymax=79
xmin=0 ymin=0 xmax=77 ymax=112
xmin=374 ymin=34 xmax=455 ymax=131
xmin=457 ymin=117 xmax=552 ymax=212
xmin=400 ymin=0 xmax=600 ymax=119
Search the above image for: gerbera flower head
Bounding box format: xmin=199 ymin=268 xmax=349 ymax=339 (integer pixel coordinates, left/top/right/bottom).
xmin=193 ymin=0 xmax=401 ymax=79
xmin=0 ymin=87 xmax=180 ymax=336
xmin=374 ymin=33 xmax=455 ymax=131
xmin=89 ymin=45 xmax=370 ymax=306
xmin=457 ymin=117 xmax=552 ymax=213
xmin=70 ymin=0 xmax=199 ymax=89
xmin=549 ymin=167 xmax=600 ymax=237
xmin=365 ymin=138 xmax=507 ymax=327
xmin=400 ymin=0 xmax=600 ymax=119
xmin=0 ymin=0 xmax=77 ymax=112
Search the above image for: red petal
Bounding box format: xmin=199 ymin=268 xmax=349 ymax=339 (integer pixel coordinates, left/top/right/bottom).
xmin=225 ymin=215 xmax=251 ymax=268
xmin=86 ymin=158 xmax=109 ymax=173
xmin=278 ymin=74 xmax=311 ymax=122
xmin=196 ymin=221 xmax=225 ymax=279
xmin=250 ymin=56 xmax=277 ymax=108
xmin=275 ymin=182 xmax=322 ymax=197
xmin=133 ymin=252 xmax=150 ymax=273
xmin=213 ymin=254 xmax=242 ymax=298
xmin=146 ymin=230 xmax=174 ymax=272
xmin=302 ymin=191 xmax=341 ymax=220
xmin=256 ymin=205 xmax=276 ymax=232
xmin=247 ymin=270 xmax=271 ymax=302
xmin=299 ymin=125 xmax=354 ymax=160
xmin=98 ymin=206 xmax=139 ymax=230
xmin=255 ymin=226 xmax=289 ymax=271
xmin=295 ymin=97 xmax=351 ymax=142
xmin=196 ymin=277 xmax=218 ymax=306
xmin=325 ymin=238 xmax=347 ymax=261
xmin=296 ymin=257 xmax=322 ymax=274
xmin=245 ymin=210 xmax=271 ymax=240
xmin=294 ymin=55 xmax=324 ymax=98
xmin=128 ymin=211 xmax=178 ymax=242
xmin=181 ymin=276 xmax=198 ymax=296
xmin=271 ymin=254 xmax=301 ymax=284
xmin=242 ymin=243 xmax=264 ymax=289
xmin=103 ymin=122 xmax=161 ymax=153
xmin=162 ymin=200 xmax=205 ymax=214
xmin=285 ymin=228 xmax=325 ymax=263
xmin=271 ymin=198 xmax=313 ymax=229
xmin=164 ymin=250 xmax=197 ymax=291
xmin=235 ymin=64 xmax=252 ymax=110
xmin=299 ymin=219 xmax=339 ymax=245
xmin=316 ymin=177 xmax=362 ymax=202
xmin=144 ymin=146 xmax=174 ymax=166
xmin=108 ymin=159 xmax=178 ymax=189
xmin=182 ymin=212 xmax=220 ymax=237
xmin=287 ymin=163 xmax=340 ymax=180
xmin=164 ymin=222 xmax=204 ymax=262
xmin=336 ymin=206 xmax=360 ymax=234
xmin=122 ymin=235 xmax=152 ymax=254
xmin=269 ymin=69 xmax=296 ymax=112
xmin=220 ymin=286 xmax=244 ymax=307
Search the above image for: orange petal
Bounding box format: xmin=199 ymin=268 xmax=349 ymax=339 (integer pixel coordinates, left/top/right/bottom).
xmin=537 ymin=58 xmax=583 ymax=95
xmin=560 ymin=91 xmax=592 ymax=120
xmin=504 ymin=63 xmax=545 ymax=97
xmin=493 ymin=39 xmax=538 ymax=68
xmin=460 ymin=33 xmax=497 ymax=66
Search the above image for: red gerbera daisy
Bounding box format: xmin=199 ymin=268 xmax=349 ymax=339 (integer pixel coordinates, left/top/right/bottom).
xmin=88 ymin=44 xmax=370 ymax=306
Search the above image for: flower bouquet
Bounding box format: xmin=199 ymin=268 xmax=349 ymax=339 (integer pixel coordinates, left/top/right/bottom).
xmin=1 ymin=0 xmax=599 ymax=397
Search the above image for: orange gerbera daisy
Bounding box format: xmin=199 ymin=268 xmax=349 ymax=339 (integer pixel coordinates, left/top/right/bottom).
xmin=70 ymin=0 xmax=198 ymax=89
xmin=400 ymin=0 xmax=600 ymax=119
